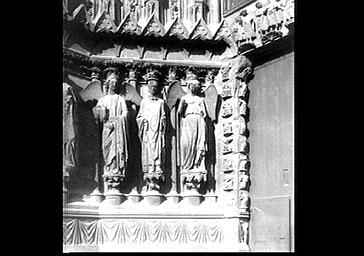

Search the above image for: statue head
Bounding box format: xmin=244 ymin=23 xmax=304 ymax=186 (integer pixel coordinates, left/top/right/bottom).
xmin=186 ymin=71 xmax=201 ymax=95
xmin=145 ymin=68 xmax=162 ymax=96
xmin=188 ymin=79 xmax=202 ymax=95
xmin=240 ymin=9 xmax=248 ymax=17
xmin=105 ymin=72 xmax=119 ymax=95
xmin=147 ymin=79 xmax=161 ymax=96
xmin=90 ymin=67 xmax=101 ymax=81
xmin=255 ymin=1 xmax=263 ymax=9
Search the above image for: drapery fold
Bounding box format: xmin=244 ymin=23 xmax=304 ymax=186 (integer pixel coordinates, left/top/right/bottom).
xmin=63 ymin=218 xmax=223 ymax=245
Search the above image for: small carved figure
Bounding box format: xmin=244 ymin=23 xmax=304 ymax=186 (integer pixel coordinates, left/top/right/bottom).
xmin=233 ymin=9 xmax=257 ymax=53
xmin=136 ymin=69 xmax=167 ymax=193
xmin=266 ymin=0 xmax=287 ymax=39
xmin=240 ymin=9 xmax=257 ymax=44
xmin=239 ymin=190 xmax=250 ymax=210
xmin=254 ymin=1 xmax=269 ymax=44
xmin=239 ymin=171 xmax=250 ymax=190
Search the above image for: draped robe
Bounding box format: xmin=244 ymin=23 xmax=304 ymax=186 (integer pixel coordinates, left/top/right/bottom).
xmin=63 ymin=83 xmax=78 ymax=172
xmin=136 ymin=97 xmax=166 ymax=173
xmin=177 ymin=94 xmax=207 ymax=171
xmin=96 ymin=94 xmax=129 ymax=176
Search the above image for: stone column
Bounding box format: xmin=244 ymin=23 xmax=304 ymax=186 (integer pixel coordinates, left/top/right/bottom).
xmin=165 ymin=67 xmax=182 ymax=204
xmin=218 ymin=55 xmax=252 ymax=250
xmin=204 ymin=69 xmax=218 ymax=204
xmin=88 ymin=67 xmax=105 ymax=203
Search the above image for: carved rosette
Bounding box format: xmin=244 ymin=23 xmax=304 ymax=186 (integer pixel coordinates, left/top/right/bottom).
xmin=219 ymin=55 xmax=252 ymax=211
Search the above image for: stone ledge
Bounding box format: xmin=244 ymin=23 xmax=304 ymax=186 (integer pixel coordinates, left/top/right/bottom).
xmin=63 ymin=200 xmax=250 ymax=219
xmin=63 ymin=243 xmax=250 ymax=252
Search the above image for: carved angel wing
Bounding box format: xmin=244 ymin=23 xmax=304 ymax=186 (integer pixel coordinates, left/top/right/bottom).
xmin=79 ymin=80 xmax=104 ymax=102
xmin=204 ymin=84 xmax=218 ymax=122
xmin=166 ymin=81 xmax=186 ymax=128
xmin=121 ymin=82 xmax=142 ymax=106
xmin=166 ymin=81 xmax=186 ymax=109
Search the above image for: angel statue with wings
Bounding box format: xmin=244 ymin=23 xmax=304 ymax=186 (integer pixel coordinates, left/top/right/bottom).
xmin=136 ymin=69 xmax=167 ymax=194
xmin=80 ymin=68 xmax=142 ymax=196
xmin=167 ymin=71 xmax=218 ymax=196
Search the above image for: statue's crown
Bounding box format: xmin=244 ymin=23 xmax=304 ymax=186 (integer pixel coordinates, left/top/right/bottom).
xmin=145 ymin=68 xmax=161 ymax=81
xmin=185 ymin=71 xmax=200 ymax=85
xmin=104 ymin=67 xmax=119 ymax=78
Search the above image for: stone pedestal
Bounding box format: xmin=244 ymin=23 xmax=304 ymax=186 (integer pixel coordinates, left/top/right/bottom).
xmin=126 ymin=191 xmax=142 ymax=203
xmin=183 ymin=190 xmax=204 ymax=206
xmin=89 ymin=188 xmax=104 ymax=203
xmin=165 ymin=191 xmax=181 ymax=204
xmin=104 ymin=190 xmax=125 ymax=205
xmin=204 ymin=193 xmax=218 ymax=204
xmin=144 ymin=190 xmax=165 ymax=206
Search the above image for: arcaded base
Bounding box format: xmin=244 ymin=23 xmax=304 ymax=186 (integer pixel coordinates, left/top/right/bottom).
xmin=63 ymin=201 xmax=250 ymax=252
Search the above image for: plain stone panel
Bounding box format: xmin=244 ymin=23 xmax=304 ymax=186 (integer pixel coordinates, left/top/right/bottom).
xmin=250 ymin=196 xmax=292 ymax=252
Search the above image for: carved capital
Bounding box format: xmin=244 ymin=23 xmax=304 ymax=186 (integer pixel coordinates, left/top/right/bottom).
xmin=143 ymin=171 xmax=165 ymax=192
xmin=181 ymin=170 xmax=207 ymax=192
xmin=103 ymin=171 xmax=126 ymax=190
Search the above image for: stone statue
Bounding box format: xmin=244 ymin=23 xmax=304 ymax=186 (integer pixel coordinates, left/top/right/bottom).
xmin=233 ymin=9 xmax=258 ymax=53
xmin=254 ymin=1 xmax=269 ymax=44
xmin=94 ymin=71 xmax=129 ymax=192
xmin=265 ymin=0 xmax=287 ymax=39
xmin=63 ymin=81 xmax=78 ymax=203
xmin=79 ymin=68 xmax=141 ymax=198
xmin=167 ymin=72 xmax=217 ymax=198
xmin=136 ymin=69 xmax=167 ymax=193
xmin=240 ymin=9 xmax=257 ymax=45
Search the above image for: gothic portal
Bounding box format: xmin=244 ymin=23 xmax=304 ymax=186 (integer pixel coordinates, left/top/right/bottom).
xmin=63 ymin=0 xmax=294 ymax=252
